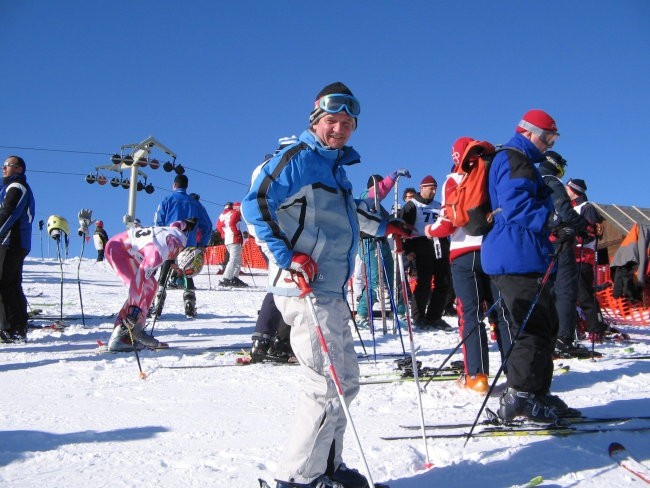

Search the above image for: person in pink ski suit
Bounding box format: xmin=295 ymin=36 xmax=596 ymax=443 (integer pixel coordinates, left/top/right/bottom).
xmin=104 ymin=221 xmax=190 ymax=351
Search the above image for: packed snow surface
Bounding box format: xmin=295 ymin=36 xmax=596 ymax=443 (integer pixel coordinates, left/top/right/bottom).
xmin=1 ymin=257 xmax=649 ymax=487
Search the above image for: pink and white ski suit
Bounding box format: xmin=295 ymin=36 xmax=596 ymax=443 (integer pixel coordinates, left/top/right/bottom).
xmin=105 ymin=223 xmax=187 ymax=328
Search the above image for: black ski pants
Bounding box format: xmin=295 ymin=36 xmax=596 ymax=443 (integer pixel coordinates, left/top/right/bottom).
xmin=553 ymin=241 xmax=579 ymax=341
xmin=0 ymin=246 xmax=29 ymax=334
xmin=491 ymin=273 xmax=558 ymax=395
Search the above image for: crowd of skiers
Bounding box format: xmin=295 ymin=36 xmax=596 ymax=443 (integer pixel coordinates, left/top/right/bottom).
xmin=239 ymin=82 xmax=613 ymax=488
xmin=3 ymin=80 xmax=620 ymax=488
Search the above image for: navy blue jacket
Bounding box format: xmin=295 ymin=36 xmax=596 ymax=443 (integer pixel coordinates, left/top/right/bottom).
xmin=0 ymin=174 xmax=35 ymax=251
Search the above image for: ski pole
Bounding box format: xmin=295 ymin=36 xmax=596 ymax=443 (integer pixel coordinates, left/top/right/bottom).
xmin=124 ymin=321 xmax=147 ymax=380
xmin=346 ymin=301 xmax=369 ymax=358
xmin=295 ymin=274 xmax=377 ymax=487
xmin=422 ymin=296 xmax=502 ymax=391
xmin=376 ymin=242 xmax=407 ymax=356
xmin=149 ymin=268 xmax=172 ymax=336
xmin=464 ymin=251 xmax=560 ymax=446
xmin=371 ymin=175 xmax=388 ymax=334
xmin=53 ymin=235 xmax=65 ymax=322
xmin=76 ymin=236 xmax=87 ymax=326
xmin=361 ymin=239 xmax=377 ymax=360
xmin=394 ymin=236 xmax=433 ymax=468
xmin=375 ymin=239 xmax=388 ymax=334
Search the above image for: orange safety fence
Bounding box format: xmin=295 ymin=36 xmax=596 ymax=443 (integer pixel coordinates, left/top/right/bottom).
xmin=204 ymin=238 xmax=268 ymax=270
xmin=596 ymin=265 xmax=650 ymax=326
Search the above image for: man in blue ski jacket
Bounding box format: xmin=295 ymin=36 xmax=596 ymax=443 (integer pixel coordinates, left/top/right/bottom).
xmin=482 ymin=109 xmax=579 ymax=423
xmin=0 ymin=156 xmax=35 ymax=343
xmin=242 ymin=82 xmax=409 ymax=488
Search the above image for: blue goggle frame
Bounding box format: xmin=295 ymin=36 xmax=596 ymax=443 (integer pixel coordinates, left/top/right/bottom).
xmin=318 ymin=93 xmax=361 ymax=117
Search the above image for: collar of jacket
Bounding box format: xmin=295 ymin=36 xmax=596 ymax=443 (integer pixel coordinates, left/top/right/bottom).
xmin=508 ymin=133 xmax=546 ymax=163
xmin=2 ymin=173 xmax=27 ymax=186
xmin=414 ymin=193 xmax=433 ymax=205
xmin=300 ymin=130 xmax=361 ymax=166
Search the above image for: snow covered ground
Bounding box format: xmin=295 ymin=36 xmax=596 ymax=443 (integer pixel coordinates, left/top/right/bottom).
xmin=1 ymin=256 xmax=649 ymax=488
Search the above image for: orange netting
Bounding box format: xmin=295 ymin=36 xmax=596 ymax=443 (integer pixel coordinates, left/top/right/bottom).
xmin=596 ymin=265 xmax=650 ymax=326
xmin=204 ymin=238 xmax=268 ymax=270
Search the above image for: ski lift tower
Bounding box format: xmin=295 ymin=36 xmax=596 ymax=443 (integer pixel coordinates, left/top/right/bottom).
xmin=91 ymin=136 xmax=177 ymax=228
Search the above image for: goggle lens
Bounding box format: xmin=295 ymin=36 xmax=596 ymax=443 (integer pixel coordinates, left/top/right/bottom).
xmin=318 ymin=94 xmax=361 ymax=117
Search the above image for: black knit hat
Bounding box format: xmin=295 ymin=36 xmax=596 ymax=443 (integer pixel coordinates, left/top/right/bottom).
xmin=309 ymin=82 xmax=357 ymax=127
xmin=541 ymin=150 xmax=568 ymax=176
xmin=567 ymin=178 xmax=587 ymax=194
xmin=367 ymin=174 xmax=383 ymax=189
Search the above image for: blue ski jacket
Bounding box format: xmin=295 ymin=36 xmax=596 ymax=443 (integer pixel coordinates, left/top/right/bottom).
xmin=242 ymin=130 xmax=386 ymax=298
xmin=153 ymin=188 xmax=212 ymax=247
xmin=481 ymin=133 xmax=554 ymax=275
xmin=0 ymin=174 xmax=35 ymax=251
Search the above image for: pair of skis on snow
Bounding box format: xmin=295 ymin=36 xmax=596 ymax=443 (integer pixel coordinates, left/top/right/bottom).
xmin=256 ymin=444 xmax=649 ymax=487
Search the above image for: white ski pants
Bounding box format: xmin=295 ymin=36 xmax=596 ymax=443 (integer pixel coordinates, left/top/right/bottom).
xmin=273 ymin=295 xmax=360 ymax=484
xmin=224 ymin=243 xmax=242 ymax=280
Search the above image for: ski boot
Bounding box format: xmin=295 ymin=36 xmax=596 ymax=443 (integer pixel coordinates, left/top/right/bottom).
xmin=267 ymin=335 xmax=295 ymax=363
xmin=150 ymin=287 xmax=167 ymax=319
xmin=184 ymin=290 xmax=197 ymax=318
xmin=274 ymin=476 xmax=344 ymax=488
xmin=498 ymin=387 xmax=558 ymax=424
xmin=250 ymin=334 xmax=273 ymax=363
xmin=124 ymin=305 xmax=168 ymax=349
xmin=230 ymin=276 xmax=249 ymax=288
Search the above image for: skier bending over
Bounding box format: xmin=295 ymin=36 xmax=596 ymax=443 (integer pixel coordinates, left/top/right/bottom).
xmin=104 ymin=219 xmax=195 ymax=352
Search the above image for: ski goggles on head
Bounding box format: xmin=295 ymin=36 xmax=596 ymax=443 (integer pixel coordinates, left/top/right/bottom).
xmin=518 ymin=120 xmax=559 ymax=147
xmin=316 ymin=93 xmax=361 ymax=117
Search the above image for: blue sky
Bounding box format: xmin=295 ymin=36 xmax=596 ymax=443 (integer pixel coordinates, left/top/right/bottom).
xmin=1 ymin=0 xmax=648 ymax=254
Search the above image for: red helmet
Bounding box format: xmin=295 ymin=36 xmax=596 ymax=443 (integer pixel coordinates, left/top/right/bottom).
xmin=96 ymin=220 xmax=104 ymax=227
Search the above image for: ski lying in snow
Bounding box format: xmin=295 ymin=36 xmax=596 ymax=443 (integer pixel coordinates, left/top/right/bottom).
xmin=28 ymin=320 xmax=67 ymax=330
xmin=362 ymin=364 xmax=568 ymax=386
xmin=609 ymin=442 xmax=650 ymax=484
xmin=399 ymin=411 xmax=650 ymax=431
xmin=382 ymin=424 xmax=650 ymax=441
xmin=259 ymin=478 xmax=390 ymax=488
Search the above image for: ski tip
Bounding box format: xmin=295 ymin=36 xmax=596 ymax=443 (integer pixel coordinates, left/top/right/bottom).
xmin=97 ymin=340 xmax=105 ymax=346
xmin=609 ymin=442 xmax=625 ymax=455
xmin=422 ymin=462 xmax=434 ymax=470
xmin=526 ymin=475 xmax=543 ymax=487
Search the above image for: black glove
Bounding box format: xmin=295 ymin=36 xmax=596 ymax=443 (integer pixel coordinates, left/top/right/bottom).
xmin=184 ymin=218 xmax=198 ymax=231
xmin=553 ymin=225 xmax=576 ymax=244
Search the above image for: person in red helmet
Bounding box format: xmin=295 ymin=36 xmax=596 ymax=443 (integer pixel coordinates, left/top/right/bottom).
xmin=93 ymin=220 xmax=109 ymax=262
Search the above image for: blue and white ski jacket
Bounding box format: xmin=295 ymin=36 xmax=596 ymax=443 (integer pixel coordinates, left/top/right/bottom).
xmin=481 ymin=133 xmax=554 ymax=275
xmin=0 ymin=174 xmax=35 ymax=251
xmin=153 ymin=188 xmax=212 ymax=247
xmin=242 ymin=130 xmax=386 ymax=298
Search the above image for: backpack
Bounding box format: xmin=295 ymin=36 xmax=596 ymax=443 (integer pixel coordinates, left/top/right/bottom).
xmin=445 ymin=140 xmax=497 ymax=236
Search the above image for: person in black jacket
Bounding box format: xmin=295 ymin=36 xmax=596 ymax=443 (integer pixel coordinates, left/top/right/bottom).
xmin=538 ymin=151 xmax=590 ymax=357
xmin=0 ymin=156 xmax=35 ymax=343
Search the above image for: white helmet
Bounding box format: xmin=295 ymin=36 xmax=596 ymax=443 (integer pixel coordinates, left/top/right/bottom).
xmin=176 ymin=247 xmax=205 ymax=278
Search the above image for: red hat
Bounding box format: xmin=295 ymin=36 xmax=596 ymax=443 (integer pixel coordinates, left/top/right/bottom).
xmin=451 ymin=137 xmax=476 ymax=167
xmin=420 ymin=175 xmax=437 ymax=187
xmin=96 ymin=220 xmax=104 ymax=227
xmin=516 ymin=109 xmax=558 ymax=134
xmin=232 ymin=201 xmax=241 ymax=209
